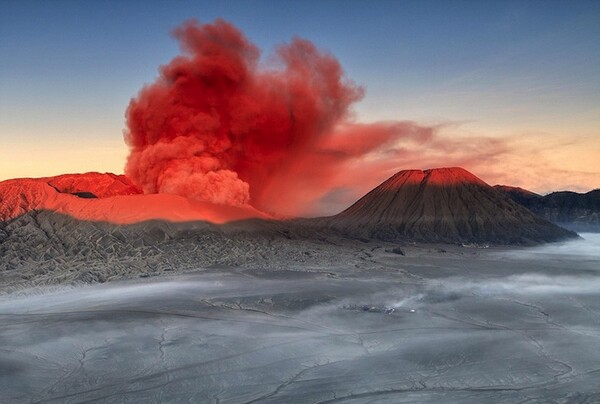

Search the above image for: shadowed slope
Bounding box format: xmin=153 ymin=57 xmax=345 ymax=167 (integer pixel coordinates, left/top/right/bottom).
xmin=327 ymin=167 xmax=576 ymax=244
xmin=492 ymin=185 xmax=542 ymax=206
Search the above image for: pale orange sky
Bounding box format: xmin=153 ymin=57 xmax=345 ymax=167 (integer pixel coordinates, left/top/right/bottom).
xmin=1 ymin=120 xmax=597 ymax=196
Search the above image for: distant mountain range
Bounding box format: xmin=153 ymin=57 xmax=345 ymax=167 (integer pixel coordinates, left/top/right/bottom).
xmin=0 ymin=167 xmax=585 ymax=289
xmin=494 ymin=186 xmax=600 ymax=232
xmin=0 ymin=168 xmax=587 ymax=248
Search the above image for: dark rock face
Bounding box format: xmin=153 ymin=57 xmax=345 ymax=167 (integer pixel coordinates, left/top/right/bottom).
xmin=72 ymin=192 xmax=98 ymax=199
xmin=325 ymin=167 xmax=577 ymax=244
xmin=495 ymin=186 xmax=600 ymax=232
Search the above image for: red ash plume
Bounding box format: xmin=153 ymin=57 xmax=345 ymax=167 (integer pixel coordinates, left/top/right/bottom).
xmin=125 ymin=19 xmax=363 ymax=212
xmin=124 ymin=19 xmax=486 ymax=216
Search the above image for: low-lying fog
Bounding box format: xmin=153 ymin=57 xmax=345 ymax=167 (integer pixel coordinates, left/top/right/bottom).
xmin=498 ymin=232 xmax=600 ymax=260
xmin=1 ymin=235 xmax=599 ymax=403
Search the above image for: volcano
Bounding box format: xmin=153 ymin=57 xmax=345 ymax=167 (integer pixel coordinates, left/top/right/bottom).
xmin=326 ymin=167 xmax=577 ymax=244
xmin=0 ymin=168 xmax=578 ymax=244
xmin=0 ymin=173 xmax=268 ymax=224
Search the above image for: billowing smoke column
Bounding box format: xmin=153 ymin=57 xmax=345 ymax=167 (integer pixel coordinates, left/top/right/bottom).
xmin=124 ymin=19 xmax=432 ymax=215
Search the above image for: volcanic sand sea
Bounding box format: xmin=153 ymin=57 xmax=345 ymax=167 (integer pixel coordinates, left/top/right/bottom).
xmin=0 ymin=234 xmax=599 ymax=403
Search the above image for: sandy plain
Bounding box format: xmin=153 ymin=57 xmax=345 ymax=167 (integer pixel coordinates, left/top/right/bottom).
xmin=1 ymin=233 xmax=599 ymax=403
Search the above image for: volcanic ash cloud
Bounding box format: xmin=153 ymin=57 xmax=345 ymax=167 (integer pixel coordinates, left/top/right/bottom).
xmin=124 ymin=19 xmax=438 ymax=216
xmin=125 ymin=19 xmax=356 ymax=210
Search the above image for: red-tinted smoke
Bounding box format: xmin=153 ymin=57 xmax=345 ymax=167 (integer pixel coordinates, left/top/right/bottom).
xmin=124 ymin=19 xmax=362 ymax=212
xmin=124 ymin=19 xmax=499 ymax=216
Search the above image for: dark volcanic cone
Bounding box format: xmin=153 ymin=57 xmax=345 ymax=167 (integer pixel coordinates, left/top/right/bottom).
xmin=327 ymin=167 xmax=577 ymax=244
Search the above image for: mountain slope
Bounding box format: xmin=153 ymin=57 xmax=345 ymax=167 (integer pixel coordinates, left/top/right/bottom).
xmin=492 ymin=185 xmax=542 ymax=206
xmin=326 ymin=167 xmax=576 ymax=244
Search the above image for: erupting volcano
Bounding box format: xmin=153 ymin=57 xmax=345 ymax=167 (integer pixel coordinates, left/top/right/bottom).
xmin=0 ymin=173 xmax=267 ymax=224
xmin=0 ymin=19 xmax=584 ymax=243
xmin=3 ymin=4 xmax=600 ymax=403
xmin=122 ymin=19 xmax=441 ymax=216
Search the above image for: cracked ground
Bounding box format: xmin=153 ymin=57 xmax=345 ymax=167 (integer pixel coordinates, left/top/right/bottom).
xmin=1 ymin=234 xmax=599 ymax=403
